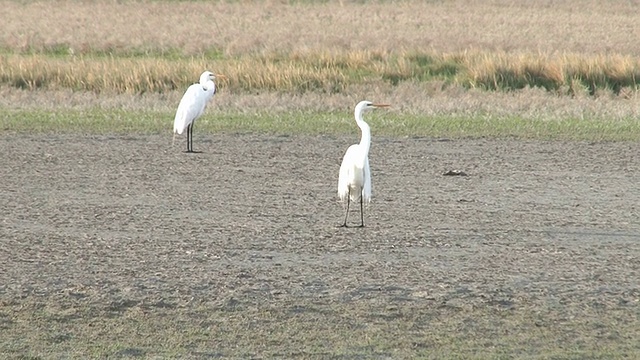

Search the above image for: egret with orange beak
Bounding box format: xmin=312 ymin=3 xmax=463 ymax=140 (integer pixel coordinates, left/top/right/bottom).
xmin=338 ymin=100 xmax=390 ymax=227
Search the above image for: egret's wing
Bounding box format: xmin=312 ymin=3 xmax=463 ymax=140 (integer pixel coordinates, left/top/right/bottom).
xmin=338 ymin=145 xmax=357 ymax=201
xmin=173 ymin=84 xmax=204 ymax=134
xmin=362 ymin=156 xmax=372 ymax=203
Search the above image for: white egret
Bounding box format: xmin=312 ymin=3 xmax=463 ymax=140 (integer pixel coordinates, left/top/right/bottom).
xmin=337 ymin=100 xmax=390 ymax=227
xmin=173 ymin=71 xmax=223 ymax=153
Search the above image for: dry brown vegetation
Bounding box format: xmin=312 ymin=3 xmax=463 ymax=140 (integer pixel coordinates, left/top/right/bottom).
xmin=3 ymin=50 xmax=639 ymax=96
xmin=1 ymin=0 xmax=640 ymax=102
xmin=1 ymin=0 xmax=640 ymax=134
xmin=3 ymin=0 xmax=639 ymax=56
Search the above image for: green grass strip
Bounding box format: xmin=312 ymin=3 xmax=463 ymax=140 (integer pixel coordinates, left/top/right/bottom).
xmin=2 ymin=107 xmax=640 ymax=141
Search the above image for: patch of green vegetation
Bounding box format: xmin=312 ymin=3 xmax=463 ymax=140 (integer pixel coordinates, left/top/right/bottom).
xmin=468 ymin=60 xmax=640 ymax=95
xmin=0 ymin=108 xmax=168 ymax=134
xmin=567 ymin=70 xmax=640 ymax=96
xmin=3 ymin=107 xmax=640 ymax=141
xmin=381 ymin=54 xmax=461 ymax=85
xmin=474 ymin=67 xmax=561 ymax=92
xmin=88 ymin=46 xmax=189 ymax=60
xmin=407 ymin=53 xmax=461 ymax=79
xmin=0 ymin=43 xmax=226 ymax=61
xmin=2 ymin=300 xmax=638 ymax=358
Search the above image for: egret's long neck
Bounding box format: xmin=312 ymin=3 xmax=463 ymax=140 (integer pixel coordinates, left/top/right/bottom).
xmin=355 ymin=108 xmax=371 ymax=155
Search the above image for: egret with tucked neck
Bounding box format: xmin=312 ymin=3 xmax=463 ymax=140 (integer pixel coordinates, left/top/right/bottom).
xmin=173 ymin=71 xmax=225 ymax=153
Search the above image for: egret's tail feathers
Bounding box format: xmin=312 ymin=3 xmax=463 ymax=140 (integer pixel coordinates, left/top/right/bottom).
xmin=338 ymin=190 xmax=348 ymax=203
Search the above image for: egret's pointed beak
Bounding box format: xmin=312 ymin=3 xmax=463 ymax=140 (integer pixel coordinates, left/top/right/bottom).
xmin=373 ymin=104 xmax=391 ymax=108
xmin=215 ymin=74 xmax=228 ymax=80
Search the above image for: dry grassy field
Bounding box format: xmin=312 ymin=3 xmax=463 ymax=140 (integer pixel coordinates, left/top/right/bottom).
xmin=1 ymin=1 xmax=640 ymax=359
xmin=3 ymin=0 xmax=639 ymax=55
xmin=1 ymin=0 xmax=640 ymax=99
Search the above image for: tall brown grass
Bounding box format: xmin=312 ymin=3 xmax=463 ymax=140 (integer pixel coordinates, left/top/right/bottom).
xmin=2 ymin=50 xmax=638 ymax=96
xmin=1 ymin=1 xmax=639 ymax=101
xmin=462 ymin=52 xmax=640 ymax=95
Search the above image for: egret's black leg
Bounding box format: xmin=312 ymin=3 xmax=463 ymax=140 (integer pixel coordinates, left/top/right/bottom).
xmin=185 ymin=124 xmax=191 ymax=152
xmin=359 ymin=192 xmax=365 ymax=227
xmin=341 ymin=189 xmax=350 ymax=227
xmin=186 ymin=124 xmax=193 ymax=153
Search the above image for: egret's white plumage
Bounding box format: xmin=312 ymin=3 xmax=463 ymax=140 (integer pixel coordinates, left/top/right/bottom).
xmin=338 ymin=100 xmax=389 ymax=227
xmin=173 ymin=71 xmax=219 ymax=152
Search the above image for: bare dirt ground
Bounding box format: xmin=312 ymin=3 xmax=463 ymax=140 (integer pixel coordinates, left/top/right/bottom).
xmin=1 ymin=133 xmax=639 ymax=358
